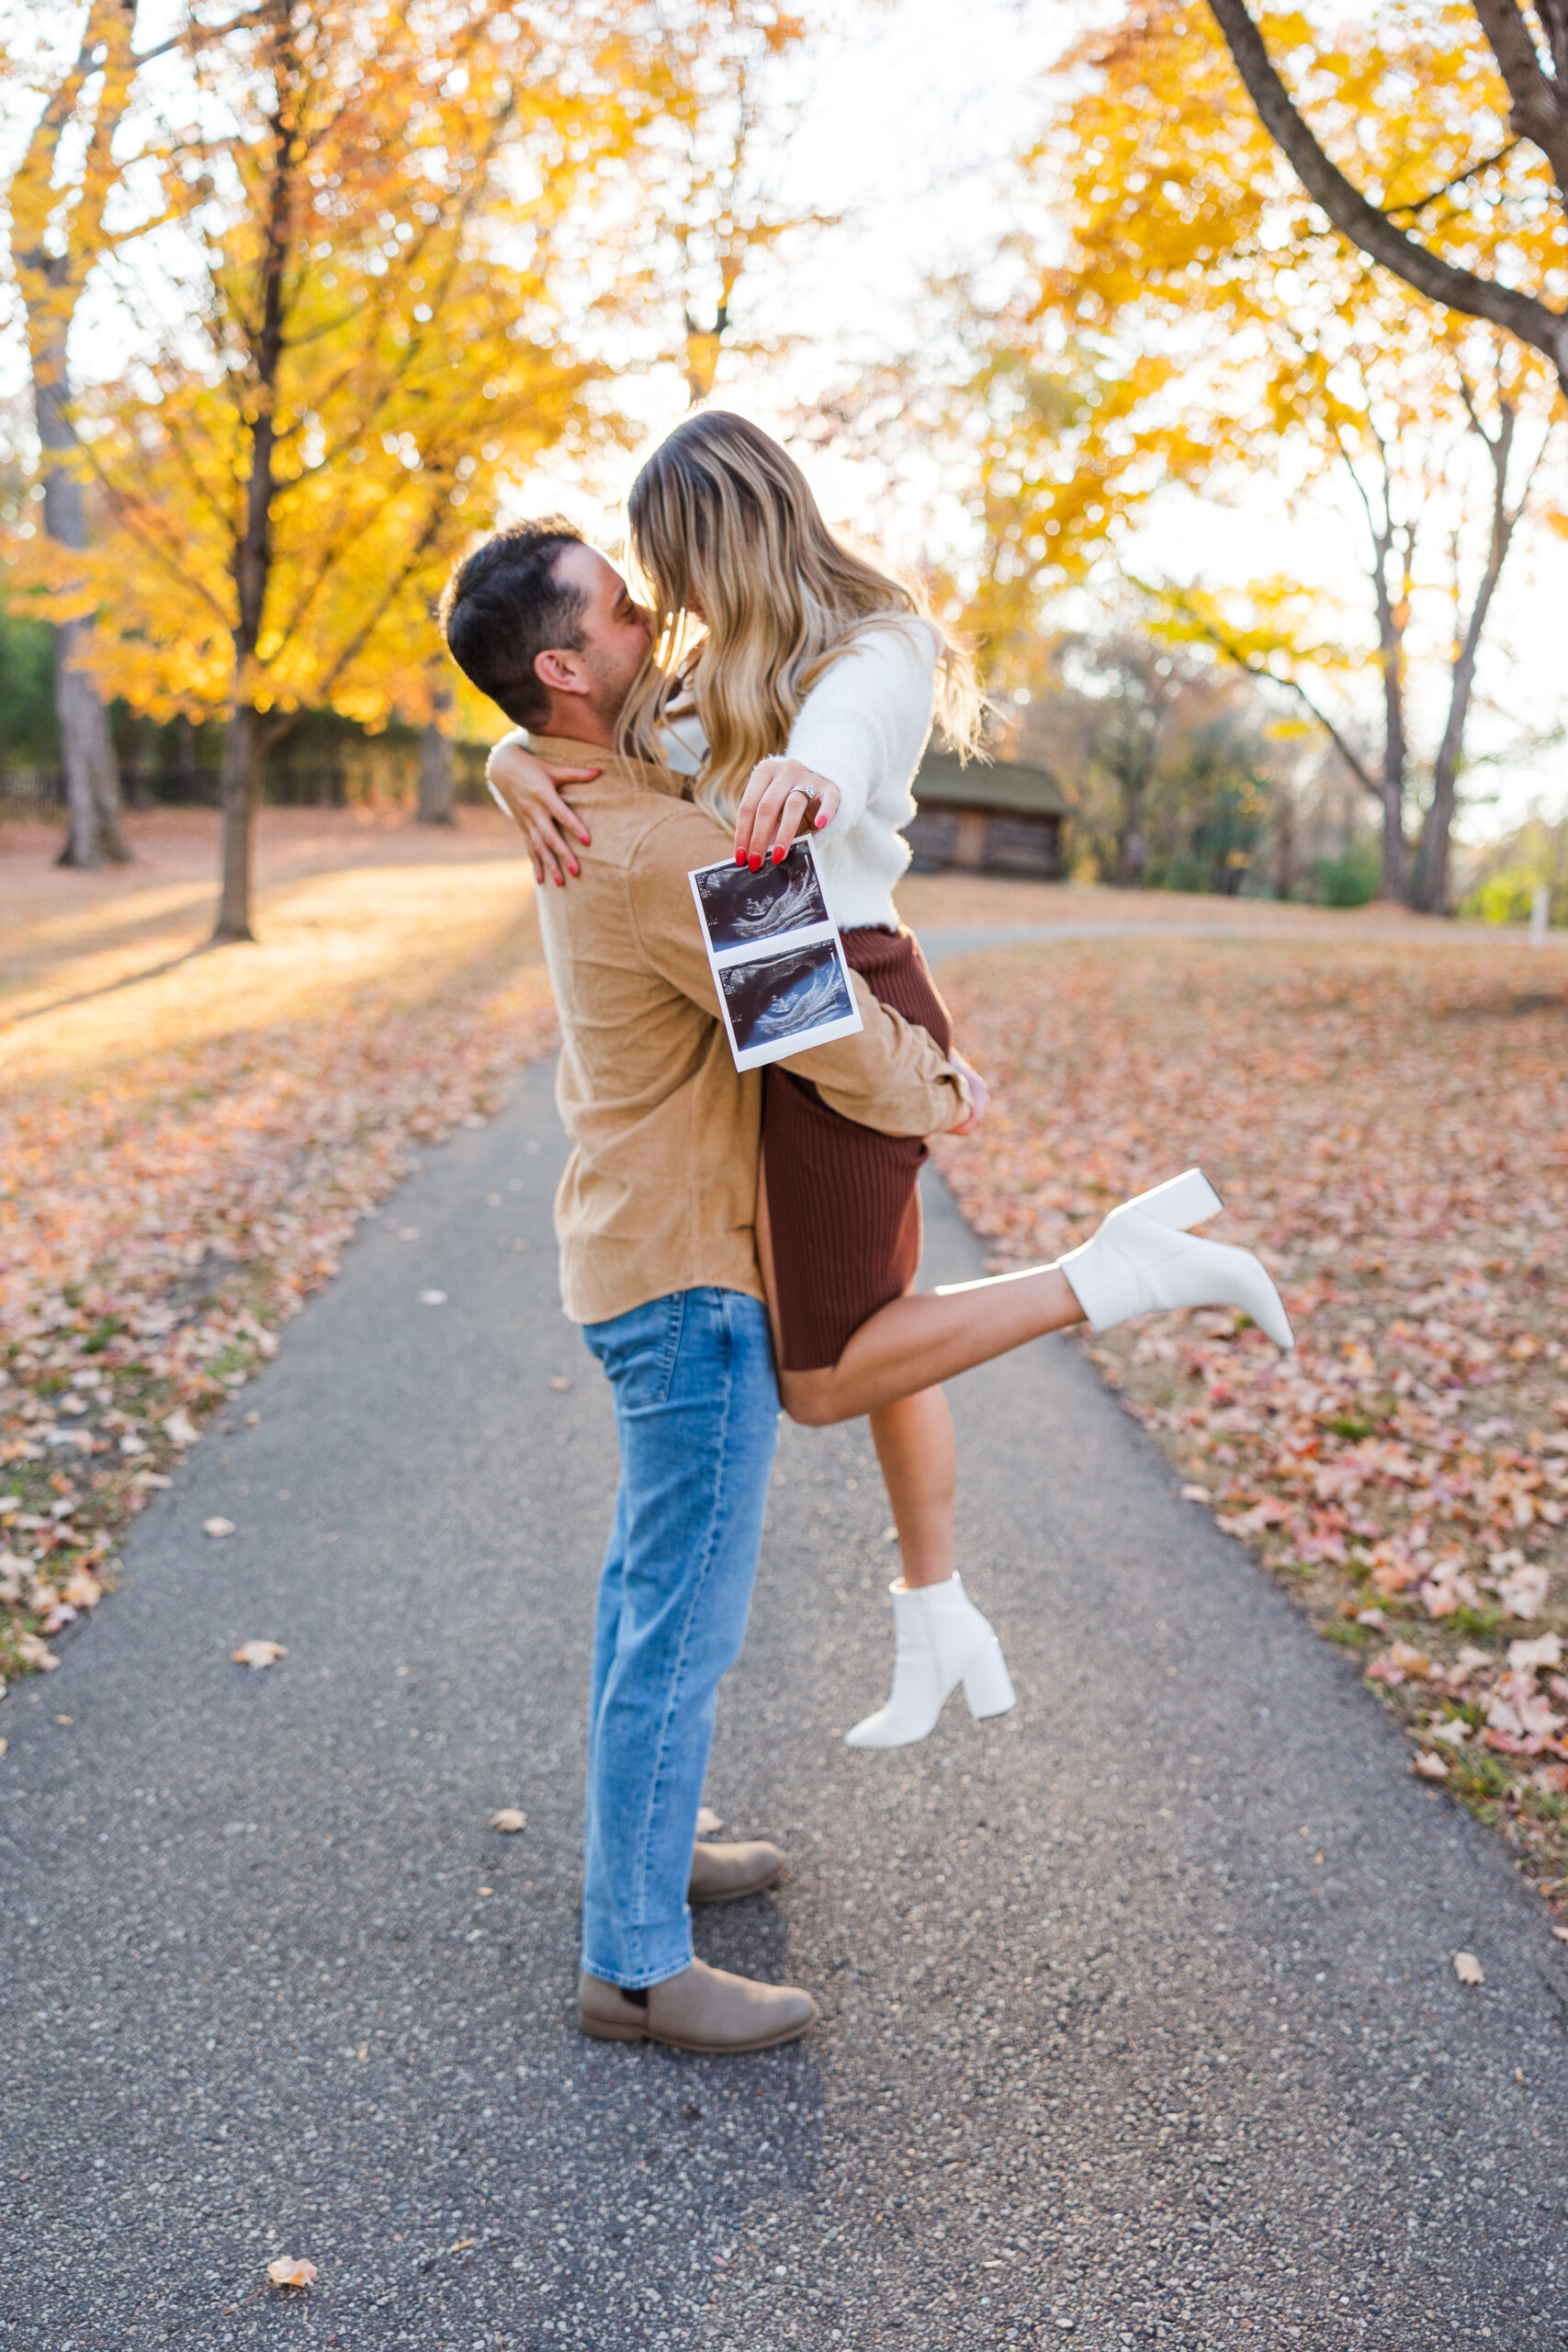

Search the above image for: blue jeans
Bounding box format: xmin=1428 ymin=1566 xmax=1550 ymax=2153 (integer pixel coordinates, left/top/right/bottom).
xmin=579 ymin=1288 xmax=780 ymax=1988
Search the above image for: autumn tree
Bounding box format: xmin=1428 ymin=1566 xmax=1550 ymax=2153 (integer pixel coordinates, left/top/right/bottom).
xmin=637 ymin=0 xmax=821 ymax=404
xmin=1203 ymin=0 xmax=1568 ymax=397
xmin=883 ymin=4 xmax=1562 ymax=905
xmin=61 ymin=0 xmax=642 ymax=941
xmin=5 ymin=0 xmax=150 ymax=866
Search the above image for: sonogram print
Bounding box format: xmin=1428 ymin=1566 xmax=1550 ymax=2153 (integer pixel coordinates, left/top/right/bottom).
xmin=693 ymin=840 xmax=830 ymax=951
xmin=718 ymin=939 xmax=855 ymax=1054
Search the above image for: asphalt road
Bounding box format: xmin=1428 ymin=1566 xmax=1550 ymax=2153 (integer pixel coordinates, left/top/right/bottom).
xmin=4 ymin=1054 xmax=1568 ymax=2352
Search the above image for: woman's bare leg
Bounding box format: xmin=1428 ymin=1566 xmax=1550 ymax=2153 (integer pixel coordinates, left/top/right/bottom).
xmin=870 ymin=1385 xmax=956 ymax=1591
xmin=777 ymin=1261 xmax=1085 ymax=1430
xmin=757 ymin=1165 xmax=964 ymax=1588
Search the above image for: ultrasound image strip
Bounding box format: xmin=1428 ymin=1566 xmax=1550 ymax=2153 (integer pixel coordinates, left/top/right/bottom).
xmin=689 ymin=840 xmax=863 ymax=1070
xmin=718 ymin=938 xmax=857 ymax=1056
xmin=692 ymin=840 xmax=832 ymax=954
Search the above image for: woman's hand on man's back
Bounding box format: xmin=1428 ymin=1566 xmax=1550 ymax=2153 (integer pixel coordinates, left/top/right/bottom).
xmin=488 ymin=738 xmax=600 ymax=888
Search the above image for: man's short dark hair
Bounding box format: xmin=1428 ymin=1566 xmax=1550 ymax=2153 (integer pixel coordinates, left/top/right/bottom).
xmin=438 ymin=519 xmax=587 ymax=729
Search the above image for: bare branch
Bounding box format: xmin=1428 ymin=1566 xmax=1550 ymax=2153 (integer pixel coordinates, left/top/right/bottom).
xmin=1203 ymin=0 xmax=1568 ymax=391
xmin=1469 ymin=0 xmax=1568 ymax=192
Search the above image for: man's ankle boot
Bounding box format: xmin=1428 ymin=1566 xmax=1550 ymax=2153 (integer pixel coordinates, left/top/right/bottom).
xmin=688 ymin=1838 xmax=784 ymax=1903
xmin=579 ymin=1958 xmax=816 ymax=2051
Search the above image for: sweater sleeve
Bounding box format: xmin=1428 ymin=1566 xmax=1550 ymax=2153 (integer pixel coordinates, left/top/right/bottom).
xmin=783 ymin=621 xmax=937 ymax=828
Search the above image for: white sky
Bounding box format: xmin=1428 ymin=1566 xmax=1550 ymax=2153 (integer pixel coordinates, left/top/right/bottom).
xmin=4 ymin=0 xmax=1564 ymax=837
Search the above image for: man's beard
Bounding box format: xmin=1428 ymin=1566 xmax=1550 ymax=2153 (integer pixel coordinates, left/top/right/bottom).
xmin=581 ymin=642 xmax=647 ymax=736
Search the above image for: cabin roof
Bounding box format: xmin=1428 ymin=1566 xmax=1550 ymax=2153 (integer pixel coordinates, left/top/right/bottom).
xmin=912 ymin=750 xmax=1069 ymax=819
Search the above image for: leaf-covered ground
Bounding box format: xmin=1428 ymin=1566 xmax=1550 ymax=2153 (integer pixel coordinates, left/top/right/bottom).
xmin=933 ymin=935 xmax=1568 ymax=1917
xmin=0 ymin=818 xmax=554 ymax=1698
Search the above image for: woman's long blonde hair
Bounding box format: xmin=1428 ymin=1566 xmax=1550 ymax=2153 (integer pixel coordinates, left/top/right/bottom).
xmin=617 ymin=411 xmax=983 ymax=821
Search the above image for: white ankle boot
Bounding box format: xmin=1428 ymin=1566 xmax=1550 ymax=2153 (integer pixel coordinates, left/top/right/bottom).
xmin=1059 ymin=1167 xmax=1294 ymax=1350
xmin=845 ymin=1573 xmax=1016 ymax=1750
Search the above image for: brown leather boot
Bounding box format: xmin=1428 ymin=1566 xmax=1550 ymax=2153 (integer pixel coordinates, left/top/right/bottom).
xmin=688 ymin=1838 xmax=784 ymax=1904
xmin=579 ymin=1958 xmax=817 ymax=2052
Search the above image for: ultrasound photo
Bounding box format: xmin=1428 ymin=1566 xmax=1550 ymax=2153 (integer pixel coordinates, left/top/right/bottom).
xmin=692 ymin=839 xmax=831 ymax=952
xmin=719 ymin=939 xmax=856 ymax=1057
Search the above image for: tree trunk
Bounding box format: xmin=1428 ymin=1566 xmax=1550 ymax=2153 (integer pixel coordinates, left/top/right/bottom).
xmin=1367 ymin=526 xmax=1410 ymax=902
xmin=207 ymin=51 xmax=294 ymax=946
xmin=1411 ymin=403 xmax=1524 ymax=916
xmin=213 ymin=703 xmax=261 ymax=944
xmin=1272 ymin=779 xmax=1295 ymax=899
xmin=38 ymin=346 xmax=128 ymax=870
xmin=417 ymin=695 xmax=456 ymax=826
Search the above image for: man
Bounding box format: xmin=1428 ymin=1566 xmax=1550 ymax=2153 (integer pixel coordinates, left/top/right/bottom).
xmin=439 ymin=522 xmax=974 ymax=2053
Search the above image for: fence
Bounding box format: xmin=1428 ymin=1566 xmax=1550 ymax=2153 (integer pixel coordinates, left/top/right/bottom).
xmin=2 ymin=753 xmax=491 ymax=814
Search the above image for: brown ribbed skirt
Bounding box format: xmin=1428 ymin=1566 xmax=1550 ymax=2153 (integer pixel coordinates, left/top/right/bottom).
xmin=761 ymin=925 xmax=953 ymax=1371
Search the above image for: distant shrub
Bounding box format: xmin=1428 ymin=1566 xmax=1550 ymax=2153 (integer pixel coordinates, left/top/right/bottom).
xmin=1460 ymin=866 xmax=1562 ymax=927
xmin=1310 ymin=846 xmax=1380 ymax=907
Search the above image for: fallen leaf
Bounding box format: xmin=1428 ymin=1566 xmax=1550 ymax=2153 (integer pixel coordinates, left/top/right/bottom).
xmin=203 ymin=1516 xmax=237 ymax=1539
xmin=490 ymin=1808 xmax=527 ymax=1832
xmin=1412 ymin=1751 xmax=1450 ymax=1781
xmin=695 ymin=1805 xmax=725 ymax=1836
xmin=1497 ymin=1561 xmax=1551 ymax=1619
xmin=548 ymin=1375 xmax=572 ymax=1391
xmin=62 ymin=1571 xmax=103 ymax=1609
xmin=1453 ymin=1951 xmax=1484 ymax=1985
xmin=1179 ymin=1484 xmax=1211 ymax=1502
xmin=1427 ymin=1717 xmax=1472 ymax=1747
xmin=1508 ymin=1632 xmax=1564 ymax=1675
xmin=163 ymin=1409 xmax=200 ymax=1446
xmin=266 ymin=2257 xmax=317 ymax=2289
xmin=1367 ymin=1639 xmax=1431 ymax=1688
xmin=0 ymin=1737 xmax=7 ymax=1756
xmin=1551 ymin=1926 xmax=1568 ymax=1944
xmin=232 ymin=1639 xmax=287 ymax=1668
xmin=419 ymin=1289 xmax=448 ymax=1306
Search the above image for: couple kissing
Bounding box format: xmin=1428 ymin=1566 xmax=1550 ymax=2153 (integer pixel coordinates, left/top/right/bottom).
xmin=438 ymin=411 xmax=1293 ymax=2054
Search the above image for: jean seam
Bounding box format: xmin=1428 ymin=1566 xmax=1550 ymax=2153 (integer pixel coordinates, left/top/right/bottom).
xmin=651 ymin=1290 xmax=686 ymax=1406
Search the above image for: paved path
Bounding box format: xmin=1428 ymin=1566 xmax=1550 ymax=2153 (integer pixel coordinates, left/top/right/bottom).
xmin=5 ymin=1057 xmax=1568 ymax=2352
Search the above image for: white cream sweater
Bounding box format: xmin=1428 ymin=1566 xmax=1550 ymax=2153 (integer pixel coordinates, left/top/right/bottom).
xmin=503 ymin=617 xmax=940 ymax=933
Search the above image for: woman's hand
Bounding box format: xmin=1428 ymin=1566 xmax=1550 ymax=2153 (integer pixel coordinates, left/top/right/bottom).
xmin=946 ymin=1047 xmax=989 ymax=1136
xmin=733 ymin=757 xmax=841 ymax=869
xmin=487 ymin=738 xmax=600 ymax=888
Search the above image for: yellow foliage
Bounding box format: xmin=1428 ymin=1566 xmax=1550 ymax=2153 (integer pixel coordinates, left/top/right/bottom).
xmin=9 ymin=1 xmax=641 ymax=734
xmin=957 ymin=0 xmax=1562 ymax=684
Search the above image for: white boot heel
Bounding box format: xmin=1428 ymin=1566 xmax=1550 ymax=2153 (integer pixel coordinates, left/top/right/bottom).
xmin=962 ymin=1638 xmax=1017 ymax=1721
xmin=845 ymin=1573 xmax=1015 ymax=1750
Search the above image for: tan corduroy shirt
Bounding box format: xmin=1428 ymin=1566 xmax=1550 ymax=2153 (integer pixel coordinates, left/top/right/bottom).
xmin=528 ymin=734 xmax=970 ymax=1327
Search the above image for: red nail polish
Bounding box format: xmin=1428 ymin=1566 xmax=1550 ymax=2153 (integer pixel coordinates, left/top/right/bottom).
xmin=750 ymin=854 xmax=762 ymax=871
xmin=736 ymin=849 xmax=747 ymax=865
xmin=773 ymin=845 xmax=786 ymax=863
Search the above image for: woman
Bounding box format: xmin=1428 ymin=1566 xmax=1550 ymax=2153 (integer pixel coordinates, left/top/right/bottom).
xmin=491 ymin=413 xmax=1292 ymax=1747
